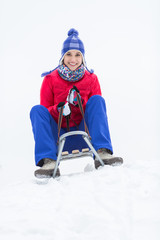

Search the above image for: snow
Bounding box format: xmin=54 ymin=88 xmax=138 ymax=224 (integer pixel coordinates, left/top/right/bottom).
xmin=0 ymin=157 xmax=160 ymax=240
xmin=0 ymin=0 xmax=160 ymax=239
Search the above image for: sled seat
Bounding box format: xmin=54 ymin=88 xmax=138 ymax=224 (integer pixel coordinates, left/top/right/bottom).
xmin=62 ymin=148 xmax=89 ymax=156
xmin=53 ymin=131 xmax=104 ymax=178
xmin=61 ymin=148 xmax=92 ymax=161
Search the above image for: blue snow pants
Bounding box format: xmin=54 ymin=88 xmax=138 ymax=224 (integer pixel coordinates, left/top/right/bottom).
xmin=30 ymin=95 xmax=113 ymax=166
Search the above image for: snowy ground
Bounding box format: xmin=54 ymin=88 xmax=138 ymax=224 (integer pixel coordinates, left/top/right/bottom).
xmin=0 ymin=157 xmax=160 ymax=240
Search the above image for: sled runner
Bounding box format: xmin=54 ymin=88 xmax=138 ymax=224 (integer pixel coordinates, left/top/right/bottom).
xmin=53 ymin=130 xmax=104 ymax=178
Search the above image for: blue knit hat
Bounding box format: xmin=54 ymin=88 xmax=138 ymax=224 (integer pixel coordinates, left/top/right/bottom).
xmin=41 ymin=28 xmax=93 ymax=77
xmin=60 ymin=28 xmax=85 ymax=64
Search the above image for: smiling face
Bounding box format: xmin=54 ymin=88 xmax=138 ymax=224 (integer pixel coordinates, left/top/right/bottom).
xmin=63 ymin=50 xmax=83 ymax=71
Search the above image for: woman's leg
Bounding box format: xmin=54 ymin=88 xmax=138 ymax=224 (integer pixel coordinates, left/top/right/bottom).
xmin=85 ymin=95 xmax=113 ymax=153
xmin=30 ymin=105 xmax=60 ymax=166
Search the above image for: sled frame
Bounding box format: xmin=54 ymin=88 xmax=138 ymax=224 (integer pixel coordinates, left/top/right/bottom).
xmin=53 ymin=131 xmax=104 ymax=178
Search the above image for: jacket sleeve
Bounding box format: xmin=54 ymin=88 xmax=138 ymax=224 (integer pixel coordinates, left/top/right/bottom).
xmin=40 ymin=75 xmax=58 ymax=116
xmin=89 ymin=74 xmax=102 ymax=98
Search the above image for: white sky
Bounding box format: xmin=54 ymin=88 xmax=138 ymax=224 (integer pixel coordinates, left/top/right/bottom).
xmin=0 ymin=0 xmax=159 ymax=167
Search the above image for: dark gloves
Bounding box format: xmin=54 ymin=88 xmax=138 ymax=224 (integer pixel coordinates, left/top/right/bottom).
xmin=57 ymin=101 xmax=71 ymax=117
xmin=67 ymin=86 xmax=81 ymax=107
xmin=57 ymin=86 xmax=81 ymax=116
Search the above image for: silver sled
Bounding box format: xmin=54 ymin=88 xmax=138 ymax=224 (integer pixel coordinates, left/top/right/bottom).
xmin=53 ymin=131 xmax=104 ymax=178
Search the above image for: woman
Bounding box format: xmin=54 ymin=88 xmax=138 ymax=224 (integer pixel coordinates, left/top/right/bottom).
xmin=30 ymin=28 xmax=123 ymax=178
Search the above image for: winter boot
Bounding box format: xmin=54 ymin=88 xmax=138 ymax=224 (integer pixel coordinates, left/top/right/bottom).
xmin=95 ymin=148 xmax=123 ymax=169
xmin=34 ymin=158 xmax=60 ymax=178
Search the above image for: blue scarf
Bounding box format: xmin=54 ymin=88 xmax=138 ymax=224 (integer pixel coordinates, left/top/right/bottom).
xmin=58 ymin=64 xmax=85 ymax=82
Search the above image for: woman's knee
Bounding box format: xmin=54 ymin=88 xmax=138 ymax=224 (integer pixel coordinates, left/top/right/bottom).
xmin=87 ymin=95 xmax=105 ymax=106
xmin=30 ymin=105 xmax=49 ymax=118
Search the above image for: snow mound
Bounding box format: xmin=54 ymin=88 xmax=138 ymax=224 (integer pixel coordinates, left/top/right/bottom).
xmin=0 ymin=158 xmax=160 ymax=240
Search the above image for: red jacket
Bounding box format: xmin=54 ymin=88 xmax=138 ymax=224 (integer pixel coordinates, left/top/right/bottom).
xmin=40 ymin=69 xmax=102 ymax=128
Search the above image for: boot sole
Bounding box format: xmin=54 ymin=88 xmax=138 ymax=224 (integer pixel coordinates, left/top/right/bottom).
xmin=34 ymin=168 xmax=60 ymax=178
xmin=95 ymin=157 xmax=123 ymax=169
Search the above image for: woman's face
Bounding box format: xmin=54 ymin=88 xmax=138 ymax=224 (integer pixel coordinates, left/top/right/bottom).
xmin=63 ymin=50 xmax=83 ymax=71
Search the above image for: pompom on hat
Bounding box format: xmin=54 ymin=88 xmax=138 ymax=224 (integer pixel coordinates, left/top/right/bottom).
xmin=41 ymin=28 xmax=93 ymax=77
